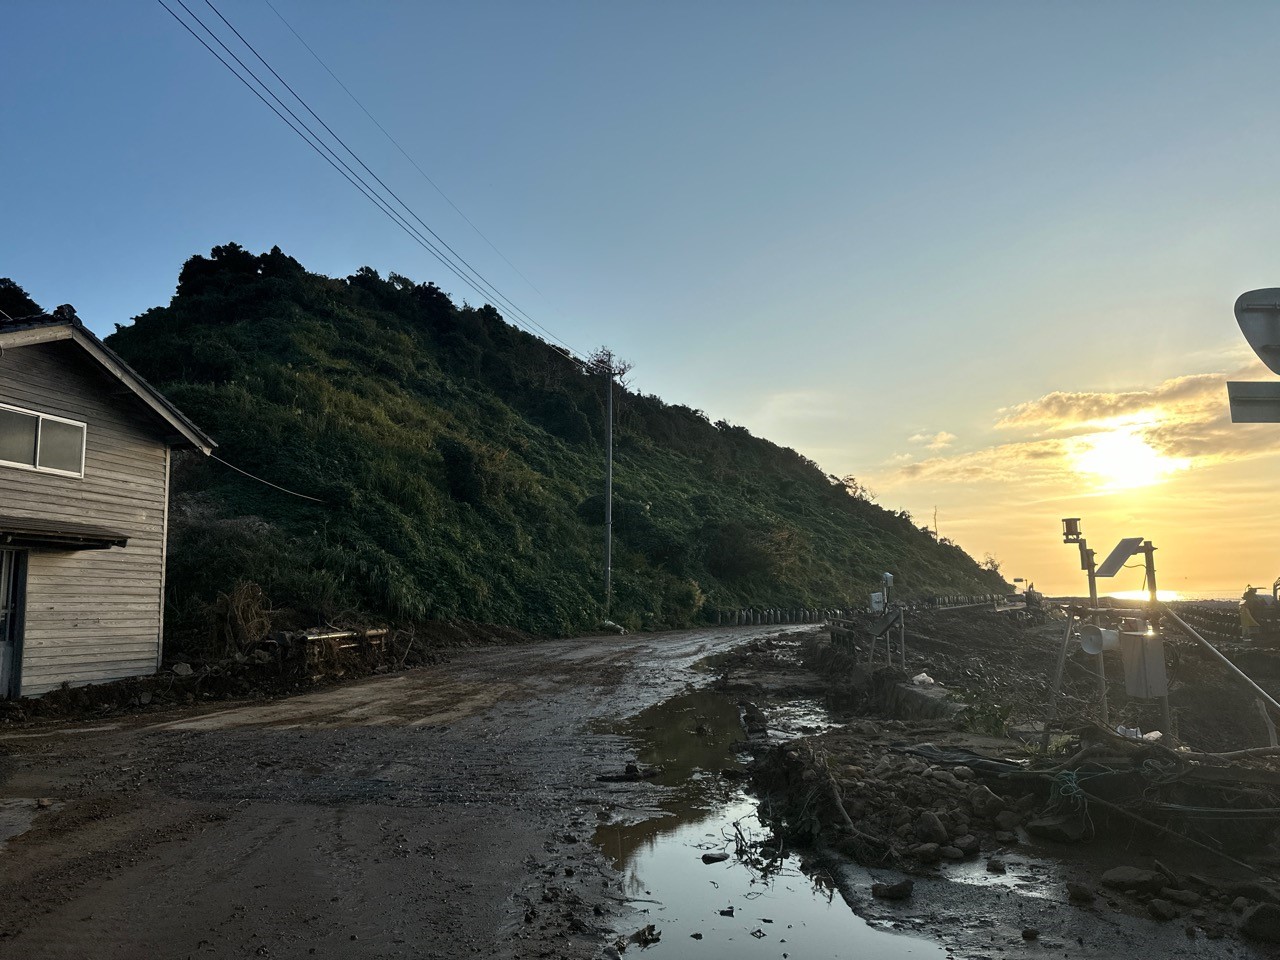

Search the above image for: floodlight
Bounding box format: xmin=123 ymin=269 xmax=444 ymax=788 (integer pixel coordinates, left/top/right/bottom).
xmin=1062 ymin=518 xmax=1082 ymax=543
xmin=1095 ymin=537 xmax=1145 ymax=578
xmin=1235 ymin=289 xmax=1280 ymax=375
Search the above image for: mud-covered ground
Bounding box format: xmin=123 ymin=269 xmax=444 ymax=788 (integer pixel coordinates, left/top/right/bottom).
xmin=1 ymin=617 xmax=1276 ymax=959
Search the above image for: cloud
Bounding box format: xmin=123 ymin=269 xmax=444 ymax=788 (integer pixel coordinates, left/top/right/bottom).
xmin=909 ymin=430 xmax=958 ymax=451
xmin=889 ymin=362 xmax=1280 ymax=488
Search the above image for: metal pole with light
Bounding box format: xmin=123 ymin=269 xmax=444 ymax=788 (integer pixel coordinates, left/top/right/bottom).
xmin=1062 ymin=518 xmax=1108 ymax=724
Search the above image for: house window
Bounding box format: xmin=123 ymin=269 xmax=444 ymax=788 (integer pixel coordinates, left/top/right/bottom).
xmin=0 ymin=403 xmax=86 ymax=478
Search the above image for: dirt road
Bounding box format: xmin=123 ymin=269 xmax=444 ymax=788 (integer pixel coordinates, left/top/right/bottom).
xmin=0 ymin=624 xmax=795 ymax=960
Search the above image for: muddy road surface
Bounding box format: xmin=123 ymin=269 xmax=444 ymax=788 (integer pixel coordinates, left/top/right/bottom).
xmin=0 ymin=624 xmax=807 ymax=960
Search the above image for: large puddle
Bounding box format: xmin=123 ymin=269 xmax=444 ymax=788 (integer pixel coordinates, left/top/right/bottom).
xmin=593 ymin=689 xmax=944 ymax=957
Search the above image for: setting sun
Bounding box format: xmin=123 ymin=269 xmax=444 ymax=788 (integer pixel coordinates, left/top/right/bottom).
xmin=1070 ymin=427 xmax=1189 ymax=490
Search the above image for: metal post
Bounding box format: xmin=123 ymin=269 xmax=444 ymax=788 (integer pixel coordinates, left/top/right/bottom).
xmin=1039 ymin=616 xmax=1076 ymax=754
xmin=1086 ymin=548 xmax=1109 ymax=725
xmin=604 ymin=367 xmax=613 ymax=619
xmin=1144 ymin=542 xmax=1173 ymax=734
xmin=899 ymin=613 xmax=907 ymax=669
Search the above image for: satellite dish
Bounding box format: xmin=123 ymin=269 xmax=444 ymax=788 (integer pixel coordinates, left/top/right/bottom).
xmin=1234 ymin=289 xmax=1280 ymax=375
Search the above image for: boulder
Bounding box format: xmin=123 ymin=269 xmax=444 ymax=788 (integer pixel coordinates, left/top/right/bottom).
xmin=1149 ymin=899 xmax=1178 ymax=922
xmin=953 ymin=834 xmax=979 ymax=855
xmin=1101 ymin=866 xmax=1166 ymax=895
xmin=1162 ymin=888 xmax=1201 ymax=907
xmin=986 ymin=859 xmax=1007 ymax=874
xmin=1025 ymin=810 xmax=1089 ymax=843
xmin=939 ymin=846 xmax=964 ymax=860
xmin=1241 ymin=903 xmax=1280 ymax=944
xmin=871 ymin=879 xmax=913 ymax=900
xmin=915 ymin=811 xmax=949 ymax=844
xmin=994 ymin=810 xmax=1021 ymax=832
xmin=1067 ymin=882 xmax=1095 ymax=904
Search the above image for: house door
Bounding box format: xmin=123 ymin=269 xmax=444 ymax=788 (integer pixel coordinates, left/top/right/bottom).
xmin=0 ymin=549 xmax=22 ymax=700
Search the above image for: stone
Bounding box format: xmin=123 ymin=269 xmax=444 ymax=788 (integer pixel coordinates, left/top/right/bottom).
xmin=986 ymin=859 xmax=1007 ymax=874
xmin=1101 ymin=867 xmax=1166 ymax=895
xmin=914 ymin=843 xmax=941 ymax=863
xmin=1224 ymin=881 xmax=1280 ymax=905
xmin=701 ymin=852 xmax=729 ymax=864
xmin=1148 ymin=899 xmax=1178 ymax=922
xmin=1067 ymin=882 xmax=1095 ymax=904
xmin=953 ymin=765 xmax=976 ymax=781
xmin=1025 ymin=810 xmax=1089 ymax=843
xmin=994 ymin=830 xmax=1017 ymax=844
xmin=1232 ymin=897 xmax=1251 ymax=913
xmin=871 ymin=879 xmax=913 ymax=900
xmin=138 ymin=691 xmax=153 ymax=706
xmin=1021 ymin=928 xmax=1039 ymax=940
xmin=969 ymin=785 xmax=1005 ymax=818
xmin=1162 ymin=887 xmax=1201 ymax=907
xmin=916 ymin=811 xmax=949 ymax=844
xmin=939 ymin=846 xmax=964 ymax=860
xmin=35 ymin=798 xmax=53 ymax=809
xmin=994 ymin=810 xmax=1020 ymax=832
xmin=1241 ymin=903 xmax=1280 ymax=943
xmin=172 ymin=662 xmax=194 ymax=677
xmin=953 ymin=834 xmax=979 ymax=855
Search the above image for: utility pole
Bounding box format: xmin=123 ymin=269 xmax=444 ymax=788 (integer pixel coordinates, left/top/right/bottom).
xmin=604 ymin=364 xmax=613 ymax=620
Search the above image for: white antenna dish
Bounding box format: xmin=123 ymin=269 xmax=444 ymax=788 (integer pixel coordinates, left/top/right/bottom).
xmin=1235 ymin=289 xmax=1280 ymax=375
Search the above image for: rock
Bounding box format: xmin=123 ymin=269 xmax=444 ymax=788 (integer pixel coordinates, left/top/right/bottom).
xmin=914 ymin=843 xmax=941 ymax=863
xmin=1148 ymin=899 xmax=1179 ymax=922
xmin=953 ymin=765 xmax=976 ymax=781
xmin=719 ymin=906 xmax=735 ymax=917
xmin=852 ymin=720 xmax=880 ymax=736
xmin=1241 ymin=903 xmax=1280 ymax=943
xmin=1233 ymin=897 xmax=1252 ymax=913
xmin=953 ymin=834 xmax=979 ymax=855
xmin=701 ymin=852 xmax=730 ymax=864
xmin=1162 ymin=887 xmax=1201 ymax=907
xmin=1244 ymin=906 xmax=1280 ymax=942
xmin=35 ymin=798 xmax=53 ymax=809
xmin=994 ymin=830 xmax=1017 ymax=844
xmin=969 ymin=785 xmax=1005 ymax=818
xmin=916 ymin=811 xmax=949 ymax=844
xmin=1067 ymin=882 xmax=1095 ymax=904
xmin=871 ymin=879 xmax=913 ymax=900
xmin=1101 ymin=866 xmax=1166 ymax=895
xmin=138 ymin=691 xmax=153 ymax=705
xmin=1021 ymin=928 xmax=1039 ymax=940
xmin=994 ymin=810 xmax=1021 ymax=832
xmin=1224 ymin=881 xmax=1280 ymax=905
xmin=939 ymin=846 xmax=964 ymax=860
xmin=171 ymin=662 xmax=194 ymax=677
xmin=1025 ymin=810 xmax=1089 ymax=843
xmin=690 ymin=932 xmax=703 ymax=940
xmin=986 ymin=859 xmax=1007 ymax=874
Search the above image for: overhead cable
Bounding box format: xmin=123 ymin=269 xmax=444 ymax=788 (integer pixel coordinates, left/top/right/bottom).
xmin=158 ymin=0 xmax=587 ymax=367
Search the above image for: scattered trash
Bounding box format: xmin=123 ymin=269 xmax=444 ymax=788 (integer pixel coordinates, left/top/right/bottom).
xmin=718 ymin=906 xmax=735 ymax=917
xmin=911 ymin=672 xmax=935 ymax=686
xmin=701 ymin=852 xmax=730 ymax=864
xmin=628 ymin=924 xmax=661 ymax=946
xmin=750 ymin=928 xmax=767 ymax=939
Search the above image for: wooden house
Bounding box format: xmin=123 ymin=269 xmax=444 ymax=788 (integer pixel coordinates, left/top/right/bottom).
xmin=0 ymin=306 xmax=214 ymax=698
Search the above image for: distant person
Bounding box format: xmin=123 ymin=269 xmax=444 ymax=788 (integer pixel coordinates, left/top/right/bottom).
xmin=1241 ymin=586 xmax=1264 ymax=639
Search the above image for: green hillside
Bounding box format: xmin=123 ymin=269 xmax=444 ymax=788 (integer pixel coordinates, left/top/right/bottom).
xmin=94 ymin=244 xmax=1004 ymax=638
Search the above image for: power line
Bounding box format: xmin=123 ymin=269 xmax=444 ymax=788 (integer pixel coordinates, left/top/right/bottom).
xmin=262 ymin=0 xmax=545 ymax=299
xmin=158 ymin=0 xmax=587 ymax=366
xmin=200 ymin=0 xmax=569 ymax=355
xmin=158 ymin=0 xmax=485 ymax=310
xmin=210 ymin=454 xmax=326 ymax=503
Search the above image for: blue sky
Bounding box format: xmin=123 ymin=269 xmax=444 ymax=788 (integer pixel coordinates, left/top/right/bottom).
xmin=7 ymin=1 xmax=1280 ymax=591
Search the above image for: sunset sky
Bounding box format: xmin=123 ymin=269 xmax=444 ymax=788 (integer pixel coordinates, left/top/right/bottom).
xmin=8 ymin=2 xmax=1280 ymax=596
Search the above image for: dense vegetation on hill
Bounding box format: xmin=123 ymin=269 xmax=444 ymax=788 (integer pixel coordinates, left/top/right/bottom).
xmin=18 ymin=246 xmax=1007 ymax=638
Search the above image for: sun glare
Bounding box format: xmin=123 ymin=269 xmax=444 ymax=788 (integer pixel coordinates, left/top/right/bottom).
xmin=1071 ymin=427 xmax=1188 ymax=490
xmin=1106 ymin=589 xmax=1182 ymax=602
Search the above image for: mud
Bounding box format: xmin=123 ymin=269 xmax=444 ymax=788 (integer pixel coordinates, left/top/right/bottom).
xmin=0 ymin=618 xmax=1273 ymax=959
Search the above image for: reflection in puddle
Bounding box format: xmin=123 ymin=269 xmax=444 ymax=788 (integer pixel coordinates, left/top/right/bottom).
xmin=594 ymin=689 xmax=944 ymax=958
xmin=0 ymin=798 xmax=44 ymax=849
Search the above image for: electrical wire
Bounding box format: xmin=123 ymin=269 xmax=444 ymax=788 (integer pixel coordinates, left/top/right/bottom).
xmin=158 ymin=0 xmax=588 ymax=367
xmin=210 ymin=454 xmax=325 ymax=503
xmin=202 ymin=0 xmax=571 ymax=356
xmin=261 ymin=0 xmax=545 ymax=299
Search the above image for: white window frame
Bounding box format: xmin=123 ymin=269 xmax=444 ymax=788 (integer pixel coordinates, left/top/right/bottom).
xmin=0 ymin=401 xmax=87 ymax=479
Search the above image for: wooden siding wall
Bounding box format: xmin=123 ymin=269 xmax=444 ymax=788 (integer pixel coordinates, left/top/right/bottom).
xmin=0 ymin=342 xmax=169 ymax=696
